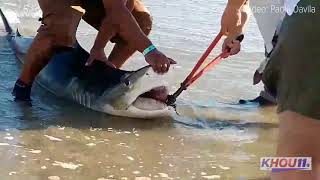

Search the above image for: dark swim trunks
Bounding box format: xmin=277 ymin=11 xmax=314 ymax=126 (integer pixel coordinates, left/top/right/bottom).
xmin=262 ymin=0 xmax=320 ymax=119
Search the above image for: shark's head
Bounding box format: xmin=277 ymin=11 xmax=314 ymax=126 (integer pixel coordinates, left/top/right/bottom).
xmin=92 ymin=66 xmax=175 ymax=118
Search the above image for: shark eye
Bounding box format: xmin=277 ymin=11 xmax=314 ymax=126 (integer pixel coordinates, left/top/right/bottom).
xmin=124 ymin=80 xmax=131 ymax=86
xmin=120 ymin=75 xmax=131 ymax=87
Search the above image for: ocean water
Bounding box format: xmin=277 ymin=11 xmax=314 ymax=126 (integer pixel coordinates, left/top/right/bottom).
xmin=0 ymin=0 xmax=277 ymax=179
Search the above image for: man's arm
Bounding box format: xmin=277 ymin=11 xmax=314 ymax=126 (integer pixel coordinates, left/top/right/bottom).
xmin=87 ymin=0 xmax=173 ymax=74
xmin=227 ymin=0 xmax=248 ymax=8
xmin=220 ymin=0 xmax=250 ymax=56
xmin=92 ymin=0 xmax=151 ymax=52
xmin=220 ymin=0 xmax=248 ymax=35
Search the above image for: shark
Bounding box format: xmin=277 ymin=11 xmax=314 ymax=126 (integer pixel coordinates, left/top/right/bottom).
xmin=0 ymin=9 xmax=175 ymax=119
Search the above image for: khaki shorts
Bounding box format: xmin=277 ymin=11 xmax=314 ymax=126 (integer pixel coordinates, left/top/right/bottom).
xmin=37 ymin=0 xmax=150 ymax=47
xmin=37 ymin=0 xmax=84 ymax=47
xmin=262 ymin=0 xmax=320 ymax=119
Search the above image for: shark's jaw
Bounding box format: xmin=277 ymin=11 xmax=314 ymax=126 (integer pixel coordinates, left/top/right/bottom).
xmin=94 ymin=66 xmax=174 ymax=118
xmin=132 ymin=86 xmax=169 ymax=110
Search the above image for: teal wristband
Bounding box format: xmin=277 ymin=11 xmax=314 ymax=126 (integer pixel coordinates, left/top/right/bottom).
xmin=142 ymin=44 xmax=156 ymax=56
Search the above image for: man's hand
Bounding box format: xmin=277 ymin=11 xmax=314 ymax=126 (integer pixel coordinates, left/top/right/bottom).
xmin=144 ymin=49 xmax=176 ymax=74
xmin=86 ymin=48 xmax=116 ymax=68
xmin=221 ymin=1 xmax=250 ymax=56
xmin=222 ymin=36 xmax=241 ymax=58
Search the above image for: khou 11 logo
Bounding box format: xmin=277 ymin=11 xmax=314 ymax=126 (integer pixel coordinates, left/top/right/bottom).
xmin=260 ymin=157 xmax=312 ymax=172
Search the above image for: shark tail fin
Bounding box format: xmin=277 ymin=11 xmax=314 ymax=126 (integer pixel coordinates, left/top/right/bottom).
xmin=0 ymin=8 xmax=13 ymax=35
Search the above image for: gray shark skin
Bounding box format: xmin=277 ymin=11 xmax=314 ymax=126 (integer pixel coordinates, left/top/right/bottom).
xmin=0 ymin=9 xmax=174 ymax=119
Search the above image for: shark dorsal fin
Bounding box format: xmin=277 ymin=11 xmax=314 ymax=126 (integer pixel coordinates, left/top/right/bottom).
xmin=16 ymin=28 xmax=21 ymax=37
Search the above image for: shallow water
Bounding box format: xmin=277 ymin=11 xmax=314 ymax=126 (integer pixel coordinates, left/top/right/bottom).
xmin=0 ymin=0 xmax=277 ymax=179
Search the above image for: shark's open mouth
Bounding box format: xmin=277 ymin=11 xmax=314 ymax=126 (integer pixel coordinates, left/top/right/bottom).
xmin=132 ymin=86 xmax=169 ymax=111
xmin=139 ymin=86 xmax=168 ymax=103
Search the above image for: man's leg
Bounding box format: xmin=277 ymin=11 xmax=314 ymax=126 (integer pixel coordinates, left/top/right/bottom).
xmin=108 ymin=0 xmax=152 ymax=68
xmin=261 ymin=0 xmax=320 ymax=179
xmin=18 ymin=34 xmax=55 ymax=84
xmin=12 ymin=33 xmax=55 ymax=101
xmin=271 ymin=111 xmax=320 ymax=180
xmin=82 ymin=0 xmax=152 ymax=68
xmin=12 ymin=0 xmax=82 ymax=101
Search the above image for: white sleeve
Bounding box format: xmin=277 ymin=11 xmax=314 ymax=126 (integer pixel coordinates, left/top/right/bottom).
xmin=250 ymin=0 xmax=285 ymax=53
xmin=284 ymin=0 xmax=301 ymax=15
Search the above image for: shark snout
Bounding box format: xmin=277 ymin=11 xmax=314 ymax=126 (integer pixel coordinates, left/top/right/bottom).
xmin=123 ymin=66 xmax=151 ymax=86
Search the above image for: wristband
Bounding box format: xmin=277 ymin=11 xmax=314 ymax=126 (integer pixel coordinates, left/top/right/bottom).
xmin=142 ymin=44 xmax=156 ymax=56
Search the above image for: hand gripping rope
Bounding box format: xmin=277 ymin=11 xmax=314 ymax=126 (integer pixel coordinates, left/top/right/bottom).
xmin=166 ymin=32 xmax=244 ymax=106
